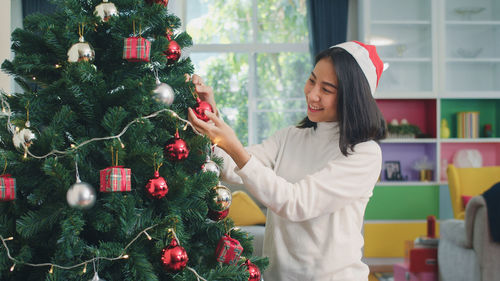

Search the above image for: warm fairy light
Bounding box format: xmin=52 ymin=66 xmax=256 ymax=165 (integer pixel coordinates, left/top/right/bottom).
xmin=32 ymin=77 xmax=36 ymax=80
xmin=83 ymin=263 xmax=87 ymax=273
xmin=5 ymin=237 xmax=14 ymax=241
xmin=55 ymin=64 xmax=61 ymax=68
xmin=122 ymin=254 xmax=129 ymax=259
xmin=70 ymin=144 xmax=76 ymax=148
xmin=23 ymin=151 xmax=27 ymax=158
xmin=171 ymin=112 xmax=178 ymax=118
xmin=49 ymin=265 xmax=54 ymax=274
xmin=145 ymin=231 xmax=152 ymax=240
xmin=10 ymin=264 xmax=15 ymax=271
xmin=183 ymin=123 xmax=188 ymax=131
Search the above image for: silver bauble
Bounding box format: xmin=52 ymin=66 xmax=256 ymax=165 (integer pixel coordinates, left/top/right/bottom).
xmin=67 ymin=181 xmax=96 ymax=209
xmin=153 ymin=78 xmax=175 ymax=105
xmin=202 ymin=160 xmax=220 ymax=178
xmin=67 ymin=36 xmax=95 ymax=63
xmin=90 ymin=272 xmax=106 ymax=281
xmin=94 ymin=0 xmax=118 ymax=22
xmin=213 ymin=184 xmax=232 ymax=211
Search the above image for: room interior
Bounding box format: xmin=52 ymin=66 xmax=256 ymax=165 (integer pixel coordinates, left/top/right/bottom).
xmin=0 ymin=0 xmax=499 ymax=280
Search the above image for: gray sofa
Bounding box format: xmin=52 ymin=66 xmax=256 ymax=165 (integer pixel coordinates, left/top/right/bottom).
xmin=438 ymin=196 xmax=500 ymax=281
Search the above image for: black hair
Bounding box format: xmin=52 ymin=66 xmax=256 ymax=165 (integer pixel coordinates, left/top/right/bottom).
xmin=297 ymin=47 xmax=387 ymax=156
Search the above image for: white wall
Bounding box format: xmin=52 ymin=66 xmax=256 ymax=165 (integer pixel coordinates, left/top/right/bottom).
xmin=0 ymin=1 xmax=12 ymax=93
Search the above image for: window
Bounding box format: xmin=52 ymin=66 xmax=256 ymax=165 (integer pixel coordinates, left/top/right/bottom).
xmin=182 ymin=0 xmax=309 ymax=145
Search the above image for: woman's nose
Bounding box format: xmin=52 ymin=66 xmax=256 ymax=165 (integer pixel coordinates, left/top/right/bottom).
xmin=308 ymin=86 xmax=321 ymax=101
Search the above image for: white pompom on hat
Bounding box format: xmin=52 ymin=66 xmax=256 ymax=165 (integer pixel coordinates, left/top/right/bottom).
xmin=330 ymin=41 xmax=384 ymax=96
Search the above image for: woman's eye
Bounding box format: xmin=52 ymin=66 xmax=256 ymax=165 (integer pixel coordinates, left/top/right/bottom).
xmin=309 ymin=78 xmax=315 ymax=83
xmin=323 ymin=88 xmax=333 ymax=93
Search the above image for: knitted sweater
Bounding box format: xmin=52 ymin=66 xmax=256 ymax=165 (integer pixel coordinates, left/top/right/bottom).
xmin=215 ymin=122 xmax=382 ymax=281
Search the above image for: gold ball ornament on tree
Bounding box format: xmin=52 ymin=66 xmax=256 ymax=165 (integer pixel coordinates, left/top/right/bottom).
xmin=94 ymin=0 xmax=118 ymax=22
xmin=67 ymin=36 xmax=95 ymax=63
xmin=66 ymin=180 xmax=96 ymax=209
xmin=212 ymin=184 xmax=232 ymax=211
xmin=153 ymin=78 xmax=175 ymax=106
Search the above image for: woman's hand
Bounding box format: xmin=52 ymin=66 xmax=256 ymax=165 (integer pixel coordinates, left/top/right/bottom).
xmin=189 ymin=74 xmax=219 ymax=117
xmin=188 ymin=108 xmax=250 ymax=168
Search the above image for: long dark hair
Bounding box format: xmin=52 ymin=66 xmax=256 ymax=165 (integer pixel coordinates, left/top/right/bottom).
xmin=297 ymin=47 xmax=387 ymax=156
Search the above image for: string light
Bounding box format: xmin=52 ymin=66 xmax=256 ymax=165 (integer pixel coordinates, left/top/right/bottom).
xmin=1 ymin=93 xmax=203 ymax=160
xmin=0 ymin=223 xmax=209 ymax=280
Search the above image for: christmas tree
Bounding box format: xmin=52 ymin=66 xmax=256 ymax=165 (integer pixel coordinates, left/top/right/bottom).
xmin=0 ymin=0 xmax=267 ymax=280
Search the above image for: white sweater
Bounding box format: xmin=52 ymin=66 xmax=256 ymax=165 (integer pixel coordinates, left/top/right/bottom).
xmin=215 ymin=122 xmax=382 ymax=281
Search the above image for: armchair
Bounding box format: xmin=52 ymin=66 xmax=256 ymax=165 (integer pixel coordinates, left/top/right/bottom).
xmin=447 ymin=164 xmax=500 ymax=219
xmin=438 ymin=196 xmax=500 ymax=281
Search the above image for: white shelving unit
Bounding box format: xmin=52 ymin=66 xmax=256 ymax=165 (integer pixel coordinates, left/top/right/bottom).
xmin=359 ymin=0 xmax=500 ymax=262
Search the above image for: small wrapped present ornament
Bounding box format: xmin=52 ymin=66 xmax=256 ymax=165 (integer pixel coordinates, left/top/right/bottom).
xmin=215 ymin=234 xmax=243 ymax=265
xmin=0 ymin=174 xmax=16 ymax=201
xmin=123 ymin=36 xmax=151 ymax=62
xmin=100 ymin=166 xmax=131 ymax=192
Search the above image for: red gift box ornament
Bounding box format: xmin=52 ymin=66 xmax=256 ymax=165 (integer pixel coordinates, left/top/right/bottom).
xmin=0 ymin=174 xmax=16 ymax=201
xmin=123 ymin=21 xmax=151 ymax=62
xmin=100 ymin=147 xmax=131 ymax=192
xmin=215 ymin=234 xmax=243 ymax=265
xmin=100 ymin=166 xmax=131 ymax=192
xmin=123 ymin=36 xmax=151 ymax=62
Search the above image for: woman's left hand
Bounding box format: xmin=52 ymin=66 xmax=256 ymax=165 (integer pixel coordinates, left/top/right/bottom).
xmin=188 ymin=108 xmax=250 ymax=168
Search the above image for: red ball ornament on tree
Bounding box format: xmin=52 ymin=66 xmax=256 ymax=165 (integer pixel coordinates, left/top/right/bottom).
xmin=164 ymin=31 xmax=181 ymax=64
xmin=161 ymin=238 xmax=188 ymax=273
xmin=245 ymin=260 xmax=261 ymax=281
xmin=145 ymin=0 xmax=169 ymax=7
xmin=193 ymin=97 xmax=214 ymax=122
xmin=146 ymin=171 xmax=168 ymax=199
xmin=164 ymin=130 xmax=189 ymax=161
xmin=207 ymin=208 xmax=229 ymax=221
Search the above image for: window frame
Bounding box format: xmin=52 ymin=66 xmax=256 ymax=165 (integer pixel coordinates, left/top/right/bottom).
xmin=176 ymin=0 xmax=309 ymax=145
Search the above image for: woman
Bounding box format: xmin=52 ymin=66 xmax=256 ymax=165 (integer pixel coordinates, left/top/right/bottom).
xmin=188 ymin=41 xmax=387 ymax=281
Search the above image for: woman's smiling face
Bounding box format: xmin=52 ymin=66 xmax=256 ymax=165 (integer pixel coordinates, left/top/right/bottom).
xmin=304 ymin=58 xmax=339 ymax=122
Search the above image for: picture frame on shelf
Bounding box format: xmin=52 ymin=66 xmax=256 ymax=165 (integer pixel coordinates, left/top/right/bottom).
xmin=384 ymin=161 xmax=404 ymax=181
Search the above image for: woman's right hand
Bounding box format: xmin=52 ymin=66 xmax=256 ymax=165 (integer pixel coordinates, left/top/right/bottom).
xmin=189 ymin=74 xmax=219 ymax=117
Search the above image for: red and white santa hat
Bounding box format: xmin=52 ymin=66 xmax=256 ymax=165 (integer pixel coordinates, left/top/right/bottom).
xmin=331 ymin=41 xmax=384 ymax=96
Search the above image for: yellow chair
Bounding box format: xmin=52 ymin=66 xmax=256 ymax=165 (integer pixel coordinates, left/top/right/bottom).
xmin=447 ymin=164 xmax=500 ymax=219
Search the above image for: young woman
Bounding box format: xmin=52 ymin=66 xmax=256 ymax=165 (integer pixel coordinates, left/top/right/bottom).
xmin=188 ymin=41 xmax=387 ymax=281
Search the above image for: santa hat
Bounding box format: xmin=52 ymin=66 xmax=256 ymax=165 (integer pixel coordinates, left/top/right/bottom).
xmin=331 ymin=41 xmax=384 ymax=96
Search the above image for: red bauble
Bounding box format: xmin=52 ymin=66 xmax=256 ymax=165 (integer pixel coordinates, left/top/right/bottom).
xmin=145 ymin=0 xmax=169 ymax=7
xmin=207 ymin=208 xmax=229 ymax=221
xmin=193 ymin=97 xmax=214 ymax=122
xmin=245 ymin=260 xmax=261 ymax=281
xmin=146 ymin=171 xmax=168 ymax=199
xmin=164 ymin=131 xmax=189 ymax=161
xmin=161 ymin=238 xmax=188 ymax=273
xmin=163 ymin=32 xmax=181 ymax=63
